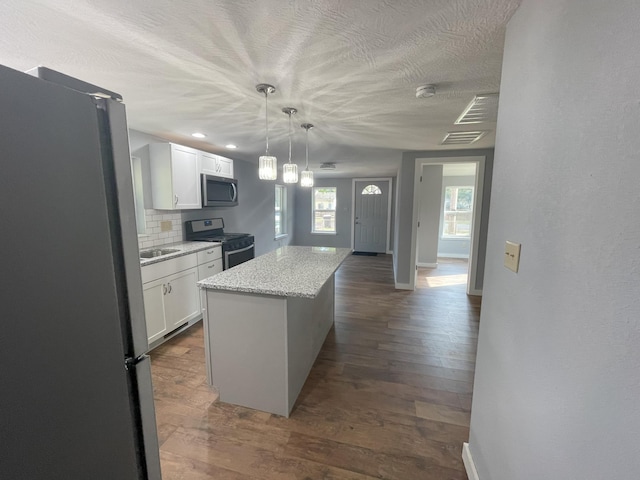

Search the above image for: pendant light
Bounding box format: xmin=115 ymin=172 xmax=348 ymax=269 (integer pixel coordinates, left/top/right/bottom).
xmin=282 ymin=107 xmax=299 ymax=184
xmin=256 ymin=84 xmax=277 ymax=180
xmin=300 ymin=123 xmax=314 ymax=187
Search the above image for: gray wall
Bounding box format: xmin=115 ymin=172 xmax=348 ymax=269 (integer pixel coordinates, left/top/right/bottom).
xmin=129 ymin=129 xmax=294 ymax=257
xmin=294 ymin=178 xmax=353 ymax=248
xmin=394 ymin=149 xmax=494 ymax=289
xmin=468 ymin=1 xmax=640 ymax=479
xmin=182 ymin=156 xmax=295 ymax=257
xmin=294 ymin=177 xmax=396 ymax=251
xmin=129 ymin=130 xmax=168 ymax=209
xmin=417 ymin=165 xmax=443 ymax=265
xmin=394 ymin=157 xmax=416 ymax=285
xmin=438 ymin=174 xmax=475 ymax=258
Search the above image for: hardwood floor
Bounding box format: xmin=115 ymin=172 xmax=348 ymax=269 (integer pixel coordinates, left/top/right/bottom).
xmin=150 ymin=255 xmax=480 ymax=479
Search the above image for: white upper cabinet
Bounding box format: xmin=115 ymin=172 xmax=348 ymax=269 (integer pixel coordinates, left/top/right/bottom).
xmin=200 ymin=151 xmax=234 ymax=179
xmin=149 ymin=143 xmax=201 ymax=210
xmin=149 ymin=143 xmax=235 ymax=210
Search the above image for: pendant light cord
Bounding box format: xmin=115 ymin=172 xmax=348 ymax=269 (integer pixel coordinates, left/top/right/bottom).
xmin=288 ymin=112 xmax=292 ymax=165
xmin=264 ymin=91 xmax=269 ymax=154
xmin=305 ymin=128 xmax=309 ymax=170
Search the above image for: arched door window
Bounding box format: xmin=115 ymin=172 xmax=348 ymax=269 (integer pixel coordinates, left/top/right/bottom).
xmin=361 ymin=184 xmax=382 ymax=195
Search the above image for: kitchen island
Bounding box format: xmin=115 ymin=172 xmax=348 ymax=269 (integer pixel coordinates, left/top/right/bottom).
xmin=197 ymin=246 xmax=351 ymax=417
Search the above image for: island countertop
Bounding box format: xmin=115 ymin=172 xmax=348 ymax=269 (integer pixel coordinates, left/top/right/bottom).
xmin=197 ymin=246 xmax=351 ymax=298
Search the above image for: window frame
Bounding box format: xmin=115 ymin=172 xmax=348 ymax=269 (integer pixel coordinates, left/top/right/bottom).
xmin=275 ymin=184 xmax=287 ymax=239
xmin=361 ymin=184 xmax=382 ymax=195
xmin=441 ymin=184 xmax=474 ymax=240
xmin=311 ymin=186 xmax=337 ymax=235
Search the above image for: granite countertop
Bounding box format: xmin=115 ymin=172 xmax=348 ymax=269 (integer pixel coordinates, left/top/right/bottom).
xmin=197 ymin=246 xmax=351 ymax=298
xmin=139 ymin=241 xmax=221 ymax=266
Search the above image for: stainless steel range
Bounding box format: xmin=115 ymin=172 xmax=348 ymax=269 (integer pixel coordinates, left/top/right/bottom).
xmin=185 ymin=218 xmax=254 ymax=269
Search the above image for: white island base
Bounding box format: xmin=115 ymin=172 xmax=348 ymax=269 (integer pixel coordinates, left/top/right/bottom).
xmin=201 ymin=275 xmax=335 ymax=417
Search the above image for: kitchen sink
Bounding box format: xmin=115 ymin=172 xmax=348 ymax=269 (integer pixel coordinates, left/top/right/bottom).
xmin=140 ymin=248 xmax=181 ymax=259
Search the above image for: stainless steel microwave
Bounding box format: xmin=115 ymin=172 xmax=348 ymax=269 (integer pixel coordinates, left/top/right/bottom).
xmin=201 ymin=174 xmax=238 ymax=207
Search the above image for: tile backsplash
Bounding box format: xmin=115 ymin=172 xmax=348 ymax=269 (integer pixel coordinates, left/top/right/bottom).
xmin=138 ymin=209 xmax=184 ymax=249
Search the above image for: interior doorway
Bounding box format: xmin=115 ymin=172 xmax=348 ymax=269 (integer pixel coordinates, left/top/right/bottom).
xmin=411 ymin=156 xmax=485 ymax=296
xmin=438 ymin=163 xmax=477 ymax=260
xmin=351 ymin=178 xmax=392 ymax=253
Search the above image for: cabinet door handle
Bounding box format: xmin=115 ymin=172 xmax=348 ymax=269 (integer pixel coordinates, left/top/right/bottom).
xmin=208 ymin=263 xmax=215 ymax=269
xmin=207 ymin=250 xmax=216 ymax=254
xmin=174 ymin=195 xmax=178 ymax=206
xmin=167 ymin=282 xmax=172 ymax=294
xmin=162 ymin=284 xmax=167 ymax=295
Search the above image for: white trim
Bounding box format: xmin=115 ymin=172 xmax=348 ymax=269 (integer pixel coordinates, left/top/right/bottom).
xmin=437 ymin=253 xmax=469 ymax=259
xmin=351 ymin=177 xmax=393 ymax=253
xmin=467 ymin=288 xmax=483 ymax=297
xmin=275 ymin=184 xmax=287 ymax=237
xmin=417 ymin=262 xmax=438 ymax=268
xmin=462 ymin=443 xmax=480 ymax=480
xmin=392 ymin=255 xmax=413 ymax=290
xmin=410 ymin=156 xmax=485 ymax=295
xmin=312 ymin=186 xmax=337 ymax=234
xmin=386 ymin=250 xmax=392 ymax=255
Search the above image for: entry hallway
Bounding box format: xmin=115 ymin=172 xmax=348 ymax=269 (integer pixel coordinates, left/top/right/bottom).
xmin=150 ymin=254 xmax=480 ymax=479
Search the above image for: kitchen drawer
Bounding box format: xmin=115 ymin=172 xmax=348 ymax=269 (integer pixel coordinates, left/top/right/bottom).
xmin=197 ymin=246 xmax=222 ymax=264
xmin=141 ymin=253 xmax=197 ymax=284
xmin=198 ymin=259 xmax=223 ymax=280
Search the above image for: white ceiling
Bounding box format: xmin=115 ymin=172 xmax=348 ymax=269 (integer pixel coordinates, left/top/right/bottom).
xmin=0 ymin=0 xmax=521 ymax=178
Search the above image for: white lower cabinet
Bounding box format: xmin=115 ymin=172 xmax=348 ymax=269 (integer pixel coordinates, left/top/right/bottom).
xmin=197 ymin=245 xmax=223 ymax=280
xmin=198 ymin=260 xmax=223 ymax=280
xmin=142 ymin=253 xmax=201 ymax=345
xmin=142 ymin=280 xmax=167 ymax=344
xmin=163 ymin=267 xmax=200 ymax=329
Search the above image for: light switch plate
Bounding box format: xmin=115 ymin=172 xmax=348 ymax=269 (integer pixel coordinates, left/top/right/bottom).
xmin=504 ymin=241 xmax=521 ymax=273
xmin=160 ymin=220 xmax=173 ymax=232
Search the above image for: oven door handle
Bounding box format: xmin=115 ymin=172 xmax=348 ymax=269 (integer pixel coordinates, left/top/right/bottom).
xmin=225 ymin=243 xmax=254 ymax=258
xmin=224 ymin=243 xmax=254 ymax=267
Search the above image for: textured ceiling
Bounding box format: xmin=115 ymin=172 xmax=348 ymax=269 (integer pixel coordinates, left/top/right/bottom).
xmin=0 ymin=0 xmax=521 ymax=178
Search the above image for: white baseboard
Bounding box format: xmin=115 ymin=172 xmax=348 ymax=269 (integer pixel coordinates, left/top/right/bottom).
xmin=438 ymin=253 xmax=470 ymax=259
xmin=462 ymin=443 xmax=480 ymax=480
xmin=417 ymin=262 xmax=438 ymax=268
xmin=467 ymin=288 xmax=483 ymax=296
xmin=395 ymin=282 xmax=413 ymax=290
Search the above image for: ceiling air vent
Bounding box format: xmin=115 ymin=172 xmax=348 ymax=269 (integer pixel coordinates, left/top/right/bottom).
xmin=441 ymin=131 xmax=488 ymax=145
xmin=455 ymin=93 xmax=499 ymax=125
xmin=320 ymin=162 xmax=336 ymax=170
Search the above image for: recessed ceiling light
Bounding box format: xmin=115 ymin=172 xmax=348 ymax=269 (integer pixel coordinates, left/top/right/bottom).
xmin=191 ymin=132 xmax=206 ymax=138
xmin=225 ymin=144 xmax=237 ymax=149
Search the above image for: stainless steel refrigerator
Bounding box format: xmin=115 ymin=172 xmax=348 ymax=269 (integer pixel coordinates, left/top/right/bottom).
xmin=0 ymin=65 xmax=161 ymax=479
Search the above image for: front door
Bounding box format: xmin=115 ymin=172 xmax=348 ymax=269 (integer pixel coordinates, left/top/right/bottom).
xmin=354 ymin=180 xmax=389 ymax=253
